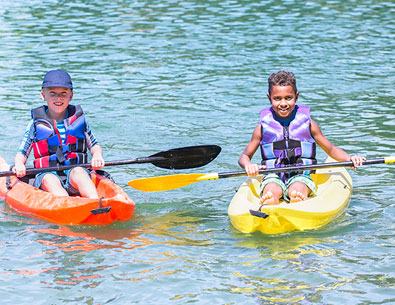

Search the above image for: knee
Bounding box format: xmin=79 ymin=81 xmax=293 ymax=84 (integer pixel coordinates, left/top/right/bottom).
xmin=288 ymin=181 xmax=309 ymax=194
xmin=70 ymin=167 xmax=88 ymax=175
xmin=42 ymin=174 xmax=62 ymax=188
xmin=263 ymin=182 xmax=283 ymax=197
xmin=69 ymin=167 xmax=90 ymax=181
xmin=290 ymin=181 xmax=303 ymax=188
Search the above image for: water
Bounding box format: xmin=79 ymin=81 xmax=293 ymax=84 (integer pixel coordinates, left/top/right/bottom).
xmin=0 ymin=0 xmax=394 ymax=304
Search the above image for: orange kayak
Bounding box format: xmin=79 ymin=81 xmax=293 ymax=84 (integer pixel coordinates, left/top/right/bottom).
xmin=0 ymin=170 xmax=135 ymax=225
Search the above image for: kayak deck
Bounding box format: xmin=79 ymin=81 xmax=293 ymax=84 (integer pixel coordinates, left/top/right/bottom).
xmin=228 ymin=158 xmax=353 ymax=234
xmin=0 ymin=171 xmax=135 ymax=225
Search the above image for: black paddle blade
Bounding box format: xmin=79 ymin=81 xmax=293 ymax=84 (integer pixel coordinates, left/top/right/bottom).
xmin=149 ymin=145 xmax=221 ymax=169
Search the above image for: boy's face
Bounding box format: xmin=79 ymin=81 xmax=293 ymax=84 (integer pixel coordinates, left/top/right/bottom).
xmin=267 ymin=85 xmax=298 ymax=119
xmin=41 ymin=87 xmax=73 ymax=116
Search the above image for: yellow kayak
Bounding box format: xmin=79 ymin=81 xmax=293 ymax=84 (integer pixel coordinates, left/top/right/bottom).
xmin=228 ymin=157 xmax=353 ymax=234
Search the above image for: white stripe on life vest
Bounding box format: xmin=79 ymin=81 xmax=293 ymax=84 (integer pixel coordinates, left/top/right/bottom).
xmin=34 ymin=143 xmax=43 ymax=157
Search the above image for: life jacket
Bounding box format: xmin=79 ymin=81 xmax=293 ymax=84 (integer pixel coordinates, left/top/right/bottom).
xmin=31 ymin=104 xmax=88 ymax=168
xmin=260 ymin=105 xmax=317 ymax=181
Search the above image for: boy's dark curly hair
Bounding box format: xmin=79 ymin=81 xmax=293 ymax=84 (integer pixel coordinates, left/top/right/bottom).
xmin=268 ymin=71 xmax=297 ymax=95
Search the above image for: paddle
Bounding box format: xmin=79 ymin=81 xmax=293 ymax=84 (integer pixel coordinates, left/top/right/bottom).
xmin=128 ymin=156 xmax=395 ymax=192
xmin=0 ymin=145 xmax=221 ymax=177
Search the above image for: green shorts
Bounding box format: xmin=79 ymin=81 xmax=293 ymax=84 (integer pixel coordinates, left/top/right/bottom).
xmin=260 ymin=174 xmax=317 ymax=201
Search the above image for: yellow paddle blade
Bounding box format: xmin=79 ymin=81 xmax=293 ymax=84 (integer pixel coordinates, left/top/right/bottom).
xmin=128 ymin=173 xmax=219 ymax=192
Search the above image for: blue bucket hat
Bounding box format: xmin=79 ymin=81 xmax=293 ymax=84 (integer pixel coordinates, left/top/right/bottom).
xmin=42 ymin=69 xmax=73 ymax=89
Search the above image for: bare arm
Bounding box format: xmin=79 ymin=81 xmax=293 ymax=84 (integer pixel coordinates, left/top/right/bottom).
xmin=310 ymin=119 xmax=365 ymax=167
xmin=238 ymin=124 xmax=266 ymax=176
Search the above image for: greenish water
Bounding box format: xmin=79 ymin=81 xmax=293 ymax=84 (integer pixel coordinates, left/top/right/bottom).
xmin=0 ymin=0 xmax=394 ymax=304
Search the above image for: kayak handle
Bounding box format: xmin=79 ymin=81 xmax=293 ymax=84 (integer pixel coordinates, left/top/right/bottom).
xmin=90 ymin=197 xmax=112 ymax=215
xmin=249 ymin=209 xmax=269 ymax=219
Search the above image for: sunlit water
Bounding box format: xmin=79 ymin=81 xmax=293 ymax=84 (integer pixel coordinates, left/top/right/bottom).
xmin=0 ymin=0 xmax=394 ymax=304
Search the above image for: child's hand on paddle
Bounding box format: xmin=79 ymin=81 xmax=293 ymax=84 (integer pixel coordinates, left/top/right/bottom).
xmin=91 ymin=153 xmax=105 ymax=170
xmin=350 ymin=155 xmax=366 ymax=169
xmin=13 ymin=163 xmax=26 ymax=177
xmin=90 ymin=145 xmax=105 ymax=170
xmin=244 ymin=163 xmax=266 ymax=177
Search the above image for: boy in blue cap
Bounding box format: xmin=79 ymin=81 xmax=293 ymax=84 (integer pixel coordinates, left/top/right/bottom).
xmin=239 ymin=70 xmax=365 ymax=205
xmin=13 ymin=69 xmax=105 ymax=198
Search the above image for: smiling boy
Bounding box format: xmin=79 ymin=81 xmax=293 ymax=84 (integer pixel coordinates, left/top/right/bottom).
xmin=239 ymin=70 xmax=365 ymax=205
xmin=13 ymin=69 xmax=105 ymax=198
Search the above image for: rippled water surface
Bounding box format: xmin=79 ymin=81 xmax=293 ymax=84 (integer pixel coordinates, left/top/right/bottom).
xmin=0 ymin=1 xmax=394 ymax=304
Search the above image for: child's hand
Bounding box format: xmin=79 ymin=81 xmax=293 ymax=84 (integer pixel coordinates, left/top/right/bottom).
xmin=244 ymin=163 xmax=266 ymax=177
xmin=91 ymin=154 xmax=105 ymax=170
xmin=350 ymin=155 xmax=366 ymax=169
xmin=13 ymin=163 xmax=26 ymax=177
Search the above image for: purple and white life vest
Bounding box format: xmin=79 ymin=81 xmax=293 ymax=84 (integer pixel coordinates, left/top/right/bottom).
xmin=259 ymin=105 xmax=317 ymax=181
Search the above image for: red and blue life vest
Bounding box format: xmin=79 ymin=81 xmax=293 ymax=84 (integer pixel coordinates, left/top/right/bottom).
xmin=31 ymin=104 xmax=88 ymax=168
xmin=260 ymin=105 xmax=317 ymax=181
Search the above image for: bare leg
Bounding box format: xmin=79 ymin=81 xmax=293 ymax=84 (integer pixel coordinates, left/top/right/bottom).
xmin=260 ymin=182 xmax=283 ymax=205
xmin=69 ymin=167 xmax=99 ymax=199
xmin=287 ymin=181 xmax=310 ymax=203
xmin=41 ymin=173 xmax=69 ymax=196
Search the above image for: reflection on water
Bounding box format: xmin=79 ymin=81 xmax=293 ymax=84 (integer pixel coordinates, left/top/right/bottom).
xmin=28 ymin=226 xmax=144 ymax=255
xmin=221 ymin=216 xmax=393 ymax=304
xmin=227 ymin=270 xmax=355 ymax=303
xmin=1 ymin=211 xmax=212 ymax=290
